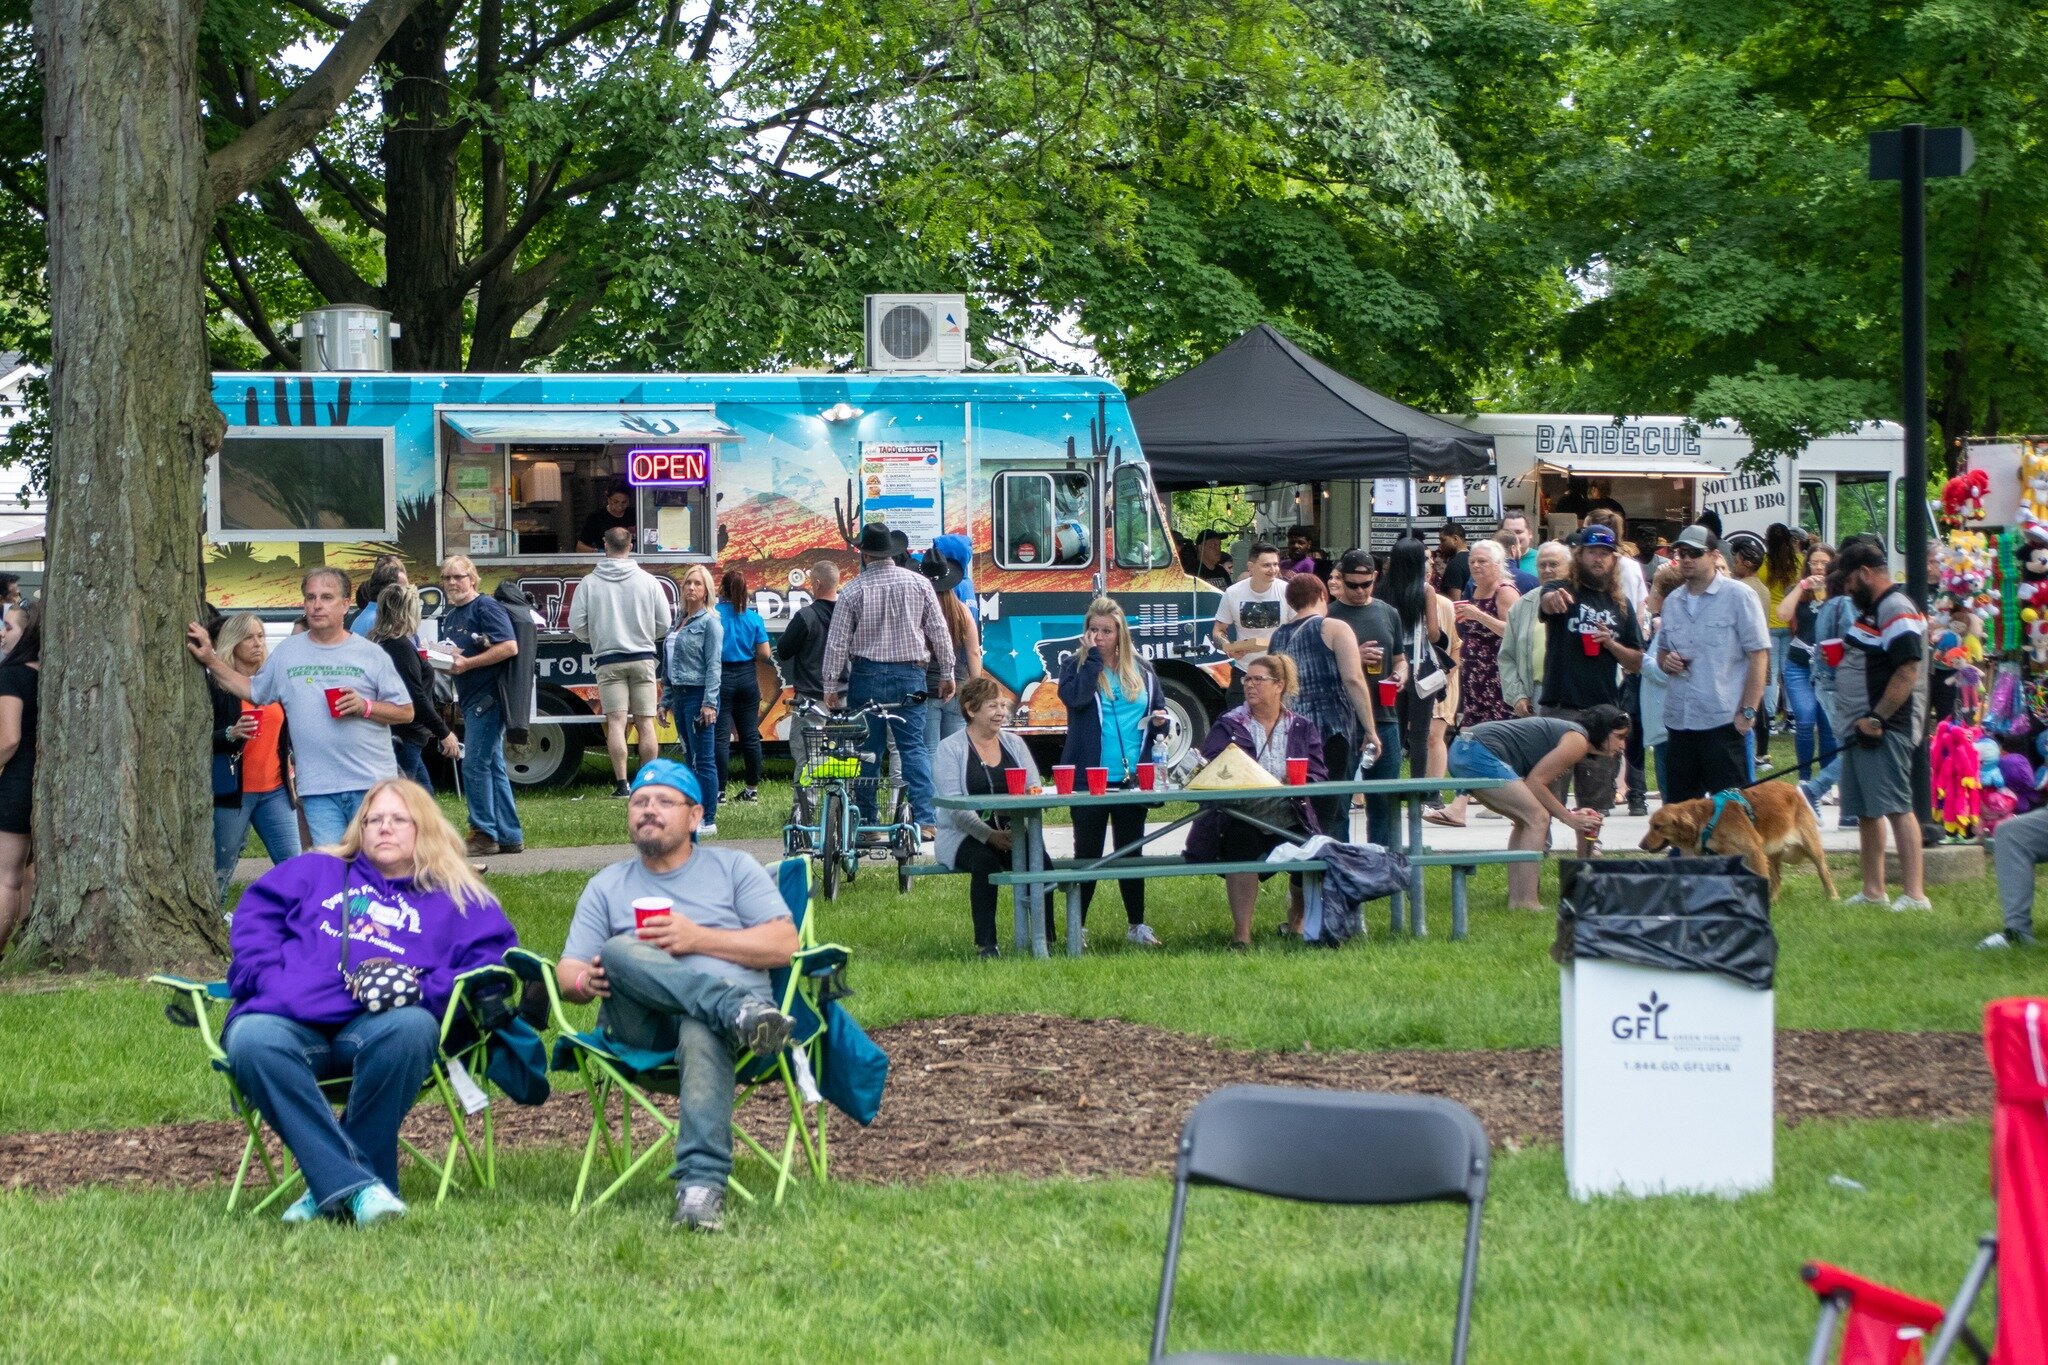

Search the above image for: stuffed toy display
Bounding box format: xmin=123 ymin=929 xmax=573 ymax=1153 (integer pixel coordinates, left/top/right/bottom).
xmin=1931 ymin=719 xmax=1985 ymax=838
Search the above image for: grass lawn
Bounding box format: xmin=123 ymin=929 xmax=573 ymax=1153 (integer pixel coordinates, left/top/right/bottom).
xmin=0 ymin=1118 xmax=1995 ymax=1362
xmin=3 ymin=861 xmax=2031 ymax=1134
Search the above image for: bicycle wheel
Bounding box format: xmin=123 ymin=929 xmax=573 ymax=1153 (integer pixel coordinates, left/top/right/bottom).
xmin=818 ymin=787 xmax=843 ymax=902
xmin=893 ymin=789 xmax=917 ymax=894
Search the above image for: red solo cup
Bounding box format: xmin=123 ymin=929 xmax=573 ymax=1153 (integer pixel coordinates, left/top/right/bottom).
xmin=1377 ymin=680 xmax=1399 ymax=707
xmin=1136 ymin=762 xmax=1156 ymax=791
xmin=1820 ymin=639 xmax=1845 ymax=667
xmin=1004 ymin=767 xmax=1028 ymax=795
xmin=325 ymin=687 xmax=351 ymax=718
xmin=632 ymin=897 xmax=673 ymax=929
xmin=1053 ymin=765 xmax=1075 ymax=795
xmin=1086 ymin=766 xmax=1109 ymax=796
xmin=1287 ymin=756 xmax=1309 ymax=785
xmin=1580 ymin=632 xmax=1603 ymax=657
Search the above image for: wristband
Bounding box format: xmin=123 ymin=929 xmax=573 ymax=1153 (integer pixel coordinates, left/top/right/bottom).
xmin=573 ymin=968 xmax=591 ymax=996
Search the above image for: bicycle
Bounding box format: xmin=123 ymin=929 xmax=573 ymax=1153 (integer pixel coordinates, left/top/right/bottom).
xmin=782 ymin=698 xmax=924 ymax=900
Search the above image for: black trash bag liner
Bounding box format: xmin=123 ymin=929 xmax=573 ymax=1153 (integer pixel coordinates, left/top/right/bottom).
xmin=1551 ymin=856 xmax=1776 ymax=990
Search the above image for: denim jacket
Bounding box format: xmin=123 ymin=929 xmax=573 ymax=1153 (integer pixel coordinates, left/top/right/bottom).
xmin=664 ymin=607 xmax=723 ymax=717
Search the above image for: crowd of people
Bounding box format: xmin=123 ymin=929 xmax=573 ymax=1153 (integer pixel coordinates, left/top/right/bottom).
xmin=1189 ymin=507 xmax=1933 ymax=919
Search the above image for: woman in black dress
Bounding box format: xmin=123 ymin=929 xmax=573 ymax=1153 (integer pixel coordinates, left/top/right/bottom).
xmin=0 ymin=599 xmax=39 ymax=955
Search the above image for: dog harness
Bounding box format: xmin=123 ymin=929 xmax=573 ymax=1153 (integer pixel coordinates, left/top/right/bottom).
xmin=1699 ymin=788 xmax=1754 ymax=849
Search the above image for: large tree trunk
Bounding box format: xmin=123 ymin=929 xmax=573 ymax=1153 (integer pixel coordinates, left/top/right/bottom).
xmin=25 ymin=0 xmax=227 ymax=970
xmin=383 ymin=8 xmax=465 ymax=371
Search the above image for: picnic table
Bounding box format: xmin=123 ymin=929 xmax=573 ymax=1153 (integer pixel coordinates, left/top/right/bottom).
xmin=932 ymin=776 xmax=1527 ymax=958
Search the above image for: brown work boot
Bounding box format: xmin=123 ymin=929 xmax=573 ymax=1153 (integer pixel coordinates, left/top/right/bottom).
xmin=465 ymin=831 xmax=499 ymax=857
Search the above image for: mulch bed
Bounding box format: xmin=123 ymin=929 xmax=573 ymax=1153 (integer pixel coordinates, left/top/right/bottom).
xmin=0 ymin=1016 xmax=1988 ymax=1197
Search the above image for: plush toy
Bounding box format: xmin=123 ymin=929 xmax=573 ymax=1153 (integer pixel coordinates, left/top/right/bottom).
xmin=1937 ymin=530 xmax=2000 ymax=632
xmin=1989 ymin=661 xmax=2025 ymax=735
xmin=1984 ymin=788 xmax=2019 ymax=835
xmin=2000 ymin=753 xmax=2039 ymax=814
xmin=1942 ymin=468 xmax=1990 ymax=525
xmin=2020 ymin=439 xmax=2048 ymax=545
xmin=1932 ymin=720 xmax=1985 ymax=838
xmin=1979 ymin=736 xmax=2006 ymax=792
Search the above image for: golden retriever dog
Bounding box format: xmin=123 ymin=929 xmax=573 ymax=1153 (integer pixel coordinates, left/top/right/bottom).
xmin=1639 ymin=781 xmax=1839 ymax=902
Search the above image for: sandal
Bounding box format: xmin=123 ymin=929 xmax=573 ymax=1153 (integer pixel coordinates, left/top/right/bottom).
xmin=1424 ymin=810 xmax=1467 ymax=829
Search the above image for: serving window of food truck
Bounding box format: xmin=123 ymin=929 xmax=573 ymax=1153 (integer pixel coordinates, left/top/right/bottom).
xmin=436 ymin=407 xmax=737 ymax=562
xmin=210 ymin=427 xmax=398 ymax=541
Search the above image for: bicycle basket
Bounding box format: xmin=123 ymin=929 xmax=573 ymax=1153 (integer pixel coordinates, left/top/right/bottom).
xmin=803 ymin=756 xmax=864 ymax=783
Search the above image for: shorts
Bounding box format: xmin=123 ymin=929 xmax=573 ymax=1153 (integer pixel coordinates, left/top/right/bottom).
xmin=1447 ymin=734 xmax=1519 ymax=783
xmin=595 ymin=659 xmax=660 ymax=717
xmin=1839 ymin=727 xmax=1914 ymax=820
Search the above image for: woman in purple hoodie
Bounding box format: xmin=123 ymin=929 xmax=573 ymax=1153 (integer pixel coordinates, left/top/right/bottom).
xmin=223 ymin=776 xmax=516 ymax=1226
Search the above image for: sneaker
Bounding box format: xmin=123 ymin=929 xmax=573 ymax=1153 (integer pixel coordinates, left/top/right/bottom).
xmin=610 ymin=781 xmax=631 ymax=798
xmin=465 ymin=832 xmax=499 ymax=857
xmin=977 ymin=944 xmax=1000 ymax=961
xmin=731 ymin=999 xmax=794 ymax=1057
xmin=1627 ymin=797 xmax=1649 ymax=818
xmin=698 ymin=822 xmax=718 ymax=838
xmin=920 ymin=824 xmax=937 ymax=842
xmin=1978 ymin=932 xmax=2013 ymax=950
xmin=348 ymin=1182 xmax=407 ymax=1226
xmin=674 ymin=1183 xmax=724 ymax=1232
xmin=1838 ymin=815 xmax=1859 ymax=830
xmin=1890 ymin=894 xmax=1933 ymax=912
xmin=280 ymin=1190 xmax=319 ymax=1225
xmin=1127 ymin=924 xmax=1163 ymax=947
xmin=1842 ymin=892 xmax=1889 ymax=907
xmin=734 ymin=787 xmax=760 ymax=804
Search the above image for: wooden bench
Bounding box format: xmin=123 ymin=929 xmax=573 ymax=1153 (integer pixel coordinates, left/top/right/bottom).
xmin=1402 ymin=850 xmax=1545 ymax=939
xmin=991 ymin=855 xmax=1330 ymax=957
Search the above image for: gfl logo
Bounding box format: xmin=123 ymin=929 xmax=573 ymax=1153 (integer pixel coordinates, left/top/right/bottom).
xmin=1611 ymin=991 xmax=1670 ymax=1041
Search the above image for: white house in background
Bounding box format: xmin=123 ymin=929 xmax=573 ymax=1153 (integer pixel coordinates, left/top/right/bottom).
xmin=0 ymin=354 xmax=47 ymax=573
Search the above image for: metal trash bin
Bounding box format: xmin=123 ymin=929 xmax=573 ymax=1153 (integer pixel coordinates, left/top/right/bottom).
xmin=1554 ymin=857 xmax=1777 ymax=1200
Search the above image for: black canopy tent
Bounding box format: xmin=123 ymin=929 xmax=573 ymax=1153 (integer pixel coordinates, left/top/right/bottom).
xmin=1129 ymin=323 xmax=1495 ymax=490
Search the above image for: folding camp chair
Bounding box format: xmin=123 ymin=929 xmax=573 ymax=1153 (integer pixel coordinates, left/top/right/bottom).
xmin=1800 ymin=995 xmax=2048 ymax=1365
xmin=1149 ymin=1085 xmax=1490 ymax=1364
xmin=507 ymin=855 xmax=852 ymax=1215
xmin=149 ymin=964 xmax=522 ymax=1213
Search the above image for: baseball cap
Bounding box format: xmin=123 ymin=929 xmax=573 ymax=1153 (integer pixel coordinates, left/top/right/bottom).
xmin=1337 ymin=548 xmax=1375 ymax=575
xmin=629 ymin=758 xmax=703 ymax=804
xmin=1674 ymin=524 xmax=1717 ymax=553
xmin=1724 ymin=531 xmax=1765 ymax=562
xmin=1577 ymin=525 xmax=1617 ymax=549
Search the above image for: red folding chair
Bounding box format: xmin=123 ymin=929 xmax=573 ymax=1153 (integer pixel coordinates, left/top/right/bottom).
xmin=1800 ymin=996 xmax=2048 ymax=1365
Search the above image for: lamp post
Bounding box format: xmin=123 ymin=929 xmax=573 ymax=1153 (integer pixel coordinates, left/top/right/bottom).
xmin=1869 ymin=123 xmax=1972 ymax=838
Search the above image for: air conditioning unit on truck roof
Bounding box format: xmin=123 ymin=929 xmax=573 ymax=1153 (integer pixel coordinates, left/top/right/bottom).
xmin=864 ymin=294 xmax=969 ymax=371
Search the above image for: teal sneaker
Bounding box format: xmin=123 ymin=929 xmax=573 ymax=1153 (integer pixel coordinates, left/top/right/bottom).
xmin=279 ymin=1191 xmax=319 ymax=1225
xmin=348 ymin=1182 xmax=408 ymax=1227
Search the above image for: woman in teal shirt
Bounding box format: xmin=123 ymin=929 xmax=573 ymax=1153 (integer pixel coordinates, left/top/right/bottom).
xmin=716 ymin=570 xmax=774 ymax=804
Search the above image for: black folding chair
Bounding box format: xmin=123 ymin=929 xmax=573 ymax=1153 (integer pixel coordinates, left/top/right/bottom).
xmin=1150 ymin=1086 xmax=1490 ymax=1364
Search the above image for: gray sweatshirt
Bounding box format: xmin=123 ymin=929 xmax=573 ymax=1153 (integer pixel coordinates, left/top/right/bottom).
xmin=569 ymin=557 xmax=673 ymax=665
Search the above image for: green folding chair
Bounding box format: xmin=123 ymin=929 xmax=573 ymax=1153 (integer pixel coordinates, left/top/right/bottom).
xmin=507 ymin=855 xmax=852 ymax=1215
xmin=149 ymin=964 xmax=522 ymax=1213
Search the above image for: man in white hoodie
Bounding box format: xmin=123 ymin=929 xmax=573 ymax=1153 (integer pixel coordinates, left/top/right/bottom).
xmin=571 ymin=527 xmax=675 ymax=796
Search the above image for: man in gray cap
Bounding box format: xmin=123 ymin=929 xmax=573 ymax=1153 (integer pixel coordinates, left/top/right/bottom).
xmin=1653 ymin=524 xmax=1770 ymax=802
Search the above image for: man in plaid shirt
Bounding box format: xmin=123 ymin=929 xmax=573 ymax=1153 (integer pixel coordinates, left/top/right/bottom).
xmin=824 ymin=523 xmax=957 ymax=833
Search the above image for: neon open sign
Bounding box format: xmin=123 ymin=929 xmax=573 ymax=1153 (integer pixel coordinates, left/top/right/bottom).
xmin=626 ymin=446 xmax=711 ymax=488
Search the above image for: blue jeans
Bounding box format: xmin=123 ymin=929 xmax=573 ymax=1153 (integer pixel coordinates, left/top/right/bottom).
xmin=223 ymin=1006 xmax=440 ymax=1211
xmin=1765 ymin=627 xmax=1791 ymax=724
xmin=393 ymin=738 xmax=435 ymax=793
xmin=669 ymin=685 xmax=721 ymax=824
xmin=213 ymin=787 xmax=303 ymax=907
xmin=301 ymin=790 xmax=366 ymax=847
xmin=461 ymin=694 xmax=523 ymax=846
xmin=848 ymin=659 xmax=934 ymax=825
xmin=597 ymin=934 xmax=757 ymax=1184
xmin=1363 ymin=718 xmax=1403 ymax=848
xmin=925 ymin=693 xmax=966 ymax=752
xmin=1781 ymin=653 xmax=1837 ymax=781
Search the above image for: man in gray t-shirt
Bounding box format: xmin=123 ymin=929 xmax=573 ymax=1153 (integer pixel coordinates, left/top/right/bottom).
xmin=554 ymin=759 xmax=797 ymax=1231
xmin=189 ymin=567 xmax=414 ymax=847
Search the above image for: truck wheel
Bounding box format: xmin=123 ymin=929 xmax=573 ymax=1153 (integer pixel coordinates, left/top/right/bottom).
xmin=1156 ymin=676 xmax=1211 ymax=770
xmin=504 ymin=691 xmax=589 ymax=788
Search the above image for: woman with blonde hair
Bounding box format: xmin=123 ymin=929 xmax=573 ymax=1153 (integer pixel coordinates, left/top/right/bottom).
xmin=1055 ymin=597 xmax=1169 ymax=945
xmin=663 ymin=563 xmax=723 ymax=831
xmin=221 ymin=777 xmax=515 ymax=1226
xmin=209 ymin=612 xmax=301 ymax=908
xmin=1185 ymin=651 xmax=1327 ymax=949
xmin=369 ymin=583 xmax=455 ymax=793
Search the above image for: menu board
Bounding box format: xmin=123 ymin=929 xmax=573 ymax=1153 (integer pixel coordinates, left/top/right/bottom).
xmin=859 ymin=442 xmax=945 ymax=549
